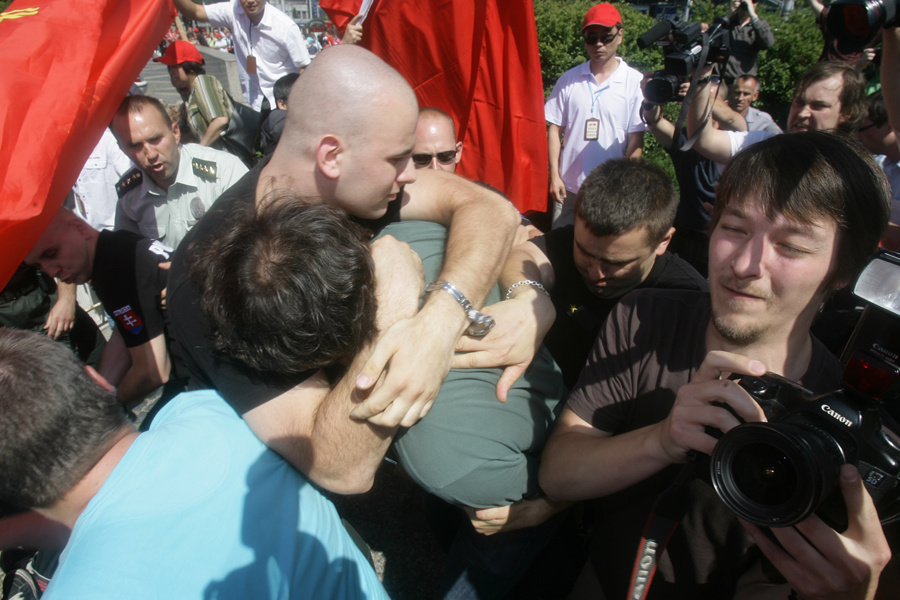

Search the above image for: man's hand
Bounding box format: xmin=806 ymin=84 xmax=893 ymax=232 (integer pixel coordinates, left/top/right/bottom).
xmin=350 ymin=236 xmax=453 ymax=428
xmin=549 ymin=173 xmax=566 ymax=205
xmin=343 ymin=14 xmax=364 ymax=44
xmin=45 ymin=282 xmax=77 ymax=339
xmin=452 ymin=291 xmax=555 ymax=401
xmin=464 ymin=495 xmax=571 ymax=536
xmin=351 ymin=304 xmax=460 ymax=427
xmin=742 ymin=465 xmax=891 ymax=600
xmin=654 ymin=351 xmax=767 ymax=462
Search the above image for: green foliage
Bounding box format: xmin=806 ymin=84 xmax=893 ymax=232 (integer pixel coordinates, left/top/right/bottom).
xmin=0 ymin=1 xmax=13 ymax=12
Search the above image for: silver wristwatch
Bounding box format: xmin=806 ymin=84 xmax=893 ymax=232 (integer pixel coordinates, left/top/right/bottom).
xmin=425 ymin=281 xmax=496 ymax=336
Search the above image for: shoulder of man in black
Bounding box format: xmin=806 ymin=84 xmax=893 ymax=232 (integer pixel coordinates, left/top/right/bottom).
xmin=640 ymin=251 xmax=709 ymax=294
xmin=92 ymin=230 xmax=169 ymax=349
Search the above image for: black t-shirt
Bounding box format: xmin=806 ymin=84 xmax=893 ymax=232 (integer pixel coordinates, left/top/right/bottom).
xmin=667 ymin=132 xmax=720 ymax=234
xmin=531 ymin=226 xmax=708 ymax=389
xmin=91 ymin=230 xmax=170 ymax=348
xmin=166 ymin=161 xmax=402 ymax=415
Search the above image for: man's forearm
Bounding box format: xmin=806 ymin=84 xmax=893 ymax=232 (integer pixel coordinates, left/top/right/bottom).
xmin=712 ymin=98 xmax=748 ymax=132
xmin=548 ymin=124 xmax=563 ymax=180
xmin=200 ymin=116 xmax=228 ymax=146
xmin=539 ymin=412 xmax=674 ymax=502
xmin=625 ymin=131 xmax=644 ymax=159
xmin=688 ymin=73 xmax=735 ymax=163
xmin=882 ymin=28 xmax=900 ymax=133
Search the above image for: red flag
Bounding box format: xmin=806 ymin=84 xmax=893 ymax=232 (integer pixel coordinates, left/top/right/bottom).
xmin=319 ymin=0 xmax=549 ymax=216
xmin=0 ymin=0 xmax=174 ymax=289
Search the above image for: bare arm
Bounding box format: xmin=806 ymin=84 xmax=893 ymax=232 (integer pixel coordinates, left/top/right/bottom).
xmin=807 ymin=0 xmax=825 ymax=19
xmin=642 ymin=103 xmax=677 ymax=148
xmin=353 ymin=170 xmax=520 ymax=426
xmin=453 ymin=237 xmax=557 ymax=400
xmin=199 ymin=116 xmax=229 ymax=146
xmin=96 ymin=329 xmax=131 ymax=387
xmin=712 ymin=98 xmax=749 ymax=132
xmin=173 ymin=0 xmax=207 ymax=21
xmin=687 ymin=67 xmax=736 ymax=163
xmin=44 ymin=281 xmax=76 ymax=339
xmin=540 ymin=352 xmax=767 ymax=501
xmin=116 ymin=334 xmax=170 ymax=407
xmin=882 ymin=28 xmax=900 ymax=133
xmin=625 ymin=130 xmax=644 ymax=159
xmin=548 ymin=123 xmax=566 ymax=204
xmin=244 ymin=235 xmax=424 ymax=493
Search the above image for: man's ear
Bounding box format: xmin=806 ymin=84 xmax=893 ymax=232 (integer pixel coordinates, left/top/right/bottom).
xmin=171 ymin=122 xmax=181 ymax=145
xmin=655 ymin=227 xmax=676 ymax=255
xmin=85 ymin=366 xmax=116 ymax=395
xmin=316 ymin=135 xmax=342 ymax=180
xmin=455 ymin=141 xmax=463 ymax=164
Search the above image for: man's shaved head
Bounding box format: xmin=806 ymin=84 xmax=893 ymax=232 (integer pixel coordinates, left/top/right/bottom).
xmin=279 ymin=45 xmax=419 ymax=155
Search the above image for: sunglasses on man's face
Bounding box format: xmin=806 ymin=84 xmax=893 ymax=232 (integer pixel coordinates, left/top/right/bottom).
xmin=583 ymin=29 xmax=619 ymax=45
xmin=412 ymin=150 xmax=457 ymax=166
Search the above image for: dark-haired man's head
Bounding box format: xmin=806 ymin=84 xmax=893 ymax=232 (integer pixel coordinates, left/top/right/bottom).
xmin=110 ymin=95 xmax=182 ymax=191
xmin=788 ymin=61 xmax=867 ymax=134
xmin=274 ymin=72 xmax=300 ymax=110
xmin=572 ymin=158 xmax=677 ymax=299
xmin=708 ymin=131 xmax=890 ymax=345
xmin=189 ymin=194 xmax=376 ymax=377
xmin=0 ymin=328 xmax=130 ymax=509
xmin=413 ymin=107 xmax=462 ymax=173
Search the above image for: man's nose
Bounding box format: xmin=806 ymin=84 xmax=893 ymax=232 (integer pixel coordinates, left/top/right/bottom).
xmin=730 ymin=237 xmax=764 ymax=279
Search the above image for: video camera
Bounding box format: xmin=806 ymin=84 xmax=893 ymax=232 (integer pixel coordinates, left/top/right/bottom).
xmin=827 ymin=0 xmax=899 ymax=49
xmin=710 ymin=250 xmax=900 ymax=531
xmin=638 ymin=17 xmax=731 ymax=105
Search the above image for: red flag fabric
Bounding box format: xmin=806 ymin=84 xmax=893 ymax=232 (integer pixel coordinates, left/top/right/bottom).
xmin=319 ymin=0 xmax=549 ymax=216
xmin=0 ymin=0 xmax=174 ymax=289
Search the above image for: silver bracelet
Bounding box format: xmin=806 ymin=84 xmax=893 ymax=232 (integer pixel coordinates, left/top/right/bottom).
xmin=505 ymin=280 xmax=550 ymax=300
xmin=425 ymin=281 xmax=496 ymax=336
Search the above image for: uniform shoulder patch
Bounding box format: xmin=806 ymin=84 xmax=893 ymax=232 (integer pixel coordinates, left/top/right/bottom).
xmin=192 ymin=158 xmax=218 ymax=182
xmin=115 ymin=168 xmax=143 ymax=198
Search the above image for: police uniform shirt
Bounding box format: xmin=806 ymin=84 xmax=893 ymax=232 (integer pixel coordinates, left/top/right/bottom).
xmin=114 ymin=144 xmax=248 ymax=250
xmin=91 ymin=230 xmax=171 ymax=349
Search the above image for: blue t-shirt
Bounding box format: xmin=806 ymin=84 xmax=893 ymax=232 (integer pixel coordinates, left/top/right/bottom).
xmin=44 ymin=391 xmax=388 ymax=599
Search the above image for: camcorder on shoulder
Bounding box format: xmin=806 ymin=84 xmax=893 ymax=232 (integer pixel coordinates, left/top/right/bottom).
xmin=638 ymin=16 xmax=731 ymax=105
xmin=710 ymin=250 xmax=900 ymax=531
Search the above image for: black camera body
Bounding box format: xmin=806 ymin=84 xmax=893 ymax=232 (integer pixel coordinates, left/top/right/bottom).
xmin=827 ymin=0 xmax=899 ymax=49
xmin=639 ymin=17 xmax=730 ymax=105
xmin=710 ymin=373 xmax=900 ymax=531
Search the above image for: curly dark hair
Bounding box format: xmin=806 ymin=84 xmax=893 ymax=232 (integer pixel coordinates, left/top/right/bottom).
xmin=188 ymin=194 xmax=377 ymax=376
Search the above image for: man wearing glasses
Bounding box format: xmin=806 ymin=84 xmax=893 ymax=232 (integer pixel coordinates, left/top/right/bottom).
xmin=545 ymin=3 xmax=646 ymax=229
xmin=412 ymin=107 xmax=463 ymax=173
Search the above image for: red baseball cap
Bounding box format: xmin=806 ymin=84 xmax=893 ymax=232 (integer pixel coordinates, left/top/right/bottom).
xmin=582 ymin=4 xmax=622 ymax=31
xmin=153 ymin=41 xmax=205 ymax=66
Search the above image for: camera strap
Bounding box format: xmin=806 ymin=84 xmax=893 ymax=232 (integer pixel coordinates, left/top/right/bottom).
xmin=625 ymin=455 xmax=700 ymax=600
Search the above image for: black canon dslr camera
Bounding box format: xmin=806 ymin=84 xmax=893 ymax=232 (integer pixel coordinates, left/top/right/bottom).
xmin=638 ymin=17 xmax=730 ymax=105
xmin=710 ymin=251 xmax=900 ymax=531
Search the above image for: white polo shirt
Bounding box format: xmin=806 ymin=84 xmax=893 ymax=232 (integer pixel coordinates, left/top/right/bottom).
xmin=545 ymin=57 xmax=646 ymax=193
xmin=206 ymin=0 xmax=310 ymax=110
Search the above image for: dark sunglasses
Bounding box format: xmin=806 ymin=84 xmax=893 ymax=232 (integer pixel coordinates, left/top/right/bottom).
xmin=412 ymin=150 xmax=457 ymax=166
xmin=583 ymin=28 xmax=620 ymax=45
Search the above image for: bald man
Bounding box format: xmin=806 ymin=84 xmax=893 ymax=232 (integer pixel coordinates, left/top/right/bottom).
xmin=166 ymin=45 xmax=519 ymax=494
xmin=413 ymin=107 xmax=463 ymax=173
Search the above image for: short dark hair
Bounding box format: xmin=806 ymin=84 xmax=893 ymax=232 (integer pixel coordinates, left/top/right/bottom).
xmin=181 ymin=61 xmax=206 ymax=76
xmin=0 ymin=329 xmax=130 ymax=508
xmin=866 ymin=90 xmax=888 ymax=127
xmin=112 ymin=95 xmax=173 ymax=129
xmin=794 ymin=61 xmax=868 ymax=133
xmin=712 ymin=131 xmax=890 ymax=288
xmin=188 ymin=194 xmax=376 ymax=376
xmin=574 ymin=158 xmax=677 ymax=245
xmin=274 ymin=72 xmax=300 ymax=104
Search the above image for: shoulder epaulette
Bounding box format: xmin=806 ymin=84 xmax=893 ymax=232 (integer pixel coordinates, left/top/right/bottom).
xmin=192 ymin=158 xmax=218 ymax=182
xmin=115 ymin=168 xmax=143 ymax=198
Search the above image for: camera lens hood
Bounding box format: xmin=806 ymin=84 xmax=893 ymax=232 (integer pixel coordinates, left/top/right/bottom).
xmin=710 ymin=423 xmax=840 ymax=527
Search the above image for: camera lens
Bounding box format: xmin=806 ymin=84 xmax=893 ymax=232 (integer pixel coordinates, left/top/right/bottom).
xmin=731 ymin=443 xmax=796 ymax=506
xmin=710 ymin=423 xmax=841 ymax=527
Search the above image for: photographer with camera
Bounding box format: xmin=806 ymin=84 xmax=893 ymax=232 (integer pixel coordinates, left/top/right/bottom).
xmin=688 ymin=60 xmax=868 ymax=164
xmin=540 ymin=131 xmax=892 ymax=599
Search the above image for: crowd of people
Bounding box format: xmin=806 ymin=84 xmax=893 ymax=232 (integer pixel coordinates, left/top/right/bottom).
xmin=2 ymin=0 xmax=900 ymax=598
